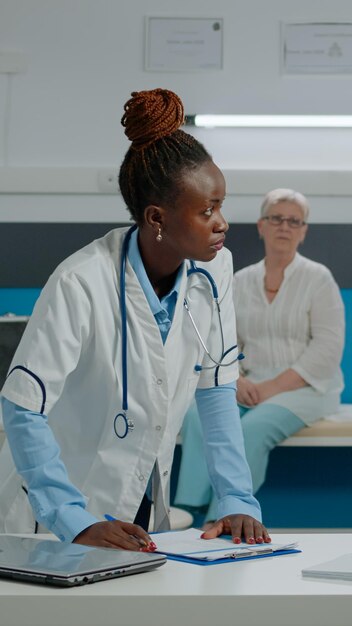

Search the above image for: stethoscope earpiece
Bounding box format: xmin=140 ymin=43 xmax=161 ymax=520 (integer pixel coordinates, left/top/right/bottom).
xmin=195 ymin=352 xmax=244 ymax=374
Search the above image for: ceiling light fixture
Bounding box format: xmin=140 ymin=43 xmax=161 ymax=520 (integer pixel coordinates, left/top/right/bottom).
xmin=185 ymin=114 xmax=352 ymax=128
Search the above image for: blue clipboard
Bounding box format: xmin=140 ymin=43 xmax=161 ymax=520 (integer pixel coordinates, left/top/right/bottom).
xmin=151 ymin=530 xmax=301 ymax=566
xmin=163 ymin=547 xmax=301 ymax=566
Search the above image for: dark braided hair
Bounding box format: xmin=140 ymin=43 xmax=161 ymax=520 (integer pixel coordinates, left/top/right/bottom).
xmin=118 ymin=88 xmax=212 ymax=223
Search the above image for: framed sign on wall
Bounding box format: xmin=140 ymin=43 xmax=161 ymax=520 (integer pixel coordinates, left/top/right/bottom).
xmin=282 ymin=22 xmax=352 ymax=74
xmin=145 ymin=17 xmax=223 ymax=72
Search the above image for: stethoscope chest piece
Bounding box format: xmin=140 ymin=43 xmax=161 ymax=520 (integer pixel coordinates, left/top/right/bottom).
xmin=114 ymin=412 xmax=135 ymax=439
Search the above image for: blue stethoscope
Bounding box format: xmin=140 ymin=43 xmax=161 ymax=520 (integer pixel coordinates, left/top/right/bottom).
xmin=113 ymin=225 xmax=244 ymax=439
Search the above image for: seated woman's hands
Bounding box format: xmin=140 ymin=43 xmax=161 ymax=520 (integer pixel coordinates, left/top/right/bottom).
xmin=237 ymin=376 xmax=277 ymax=406
xmin=254 ymin=380 xmax=281 ymax=403
xmin=237 ymin=371 xmax=306 ymax=406
xmin=236 ymin=376 xmax=260 ymax=406
xmin=200 ymin=514 xmax=271 ymax=544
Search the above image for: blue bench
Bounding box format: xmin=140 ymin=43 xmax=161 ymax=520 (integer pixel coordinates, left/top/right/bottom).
xmin=256 ymin=290 xmax=352 ymax=529
xmin=278 ymin=288 xmax=352 ymax=446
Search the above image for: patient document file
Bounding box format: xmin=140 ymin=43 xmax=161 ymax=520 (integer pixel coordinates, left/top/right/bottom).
xmin=153 ymin=528 xmax=298 ymax=562
xmin=302 ymin=553 xmax=352 ymax=581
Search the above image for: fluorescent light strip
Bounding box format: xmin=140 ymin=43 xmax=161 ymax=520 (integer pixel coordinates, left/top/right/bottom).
xmin=188 ymin=115 xmax=352 ymax=128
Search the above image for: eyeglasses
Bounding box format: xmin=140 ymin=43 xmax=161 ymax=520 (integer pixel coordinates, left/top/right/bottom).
xmin=262 ymin=215 xmax=306 ymax=229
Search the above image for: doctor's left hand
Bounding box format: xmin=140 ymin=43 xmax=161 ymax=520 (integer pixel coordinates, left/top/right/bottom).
xmin=73 ymin=520 xmax=156 ymax=551
xmin=200 ymin=514 xmax=271 ymax=545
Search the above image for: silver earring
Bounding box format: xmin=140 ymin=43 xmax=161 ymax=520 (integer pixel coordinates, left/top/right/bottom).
xmin=156 ymin=227 xmax=162 ymax=242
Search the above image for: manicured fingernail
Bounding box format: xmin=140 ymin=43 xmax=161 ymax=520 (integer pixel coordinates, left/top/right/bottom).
xmin=257 ymin=536 xmax=264 ymax=543
xmin=140 ymin=544 xmax=156 ymax=553
xmin=149 ymin=541 xmax=157 ymax=549
xmin=234 ymin=537 xmax=241 ymax=544
xmin=248 ymin=537 xmax=255 ymax=544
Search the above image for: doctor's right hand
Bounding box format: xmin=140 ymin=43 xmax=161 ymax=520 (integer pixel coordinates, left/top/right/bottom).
xmin=73 ymin=520 xmax=156 ymax=551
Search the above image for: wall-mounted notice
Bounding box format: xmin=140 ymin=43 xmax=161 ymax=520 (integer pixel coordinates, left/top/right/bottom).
xmin=282 ymin=22 xmax=352 ymax=74
xmin=145 ymin=17 xmax=223 ymax=71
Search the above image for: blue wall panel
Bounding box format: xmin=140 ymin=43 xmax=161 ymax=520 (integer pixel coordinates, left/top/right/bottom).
xmin=257 ymin=447 xmax=352 ymax=528
xmin=0 ymin=288 xmax=41 ymax=316
xmin=341 ymin=289 xmax=352 ymax=403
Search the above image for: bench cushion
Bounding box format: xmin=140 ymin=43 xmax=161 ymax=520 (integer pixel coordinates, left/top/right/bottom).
xmin=280 ymin=404 xmax=352 ymax=446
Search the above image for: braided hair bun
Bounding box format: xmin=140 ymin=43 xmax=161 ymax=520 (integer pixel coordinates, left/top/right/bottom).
xmin=119 ymin=87 xmax=211 ymax=222
xmin=121 ymin=88 xmax=184 ymax=150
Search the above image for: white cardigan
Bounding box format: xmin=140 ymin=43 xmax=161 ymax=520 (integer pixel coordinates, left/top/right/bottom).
xmin=233 ymin=253 xmax=345 ymax=424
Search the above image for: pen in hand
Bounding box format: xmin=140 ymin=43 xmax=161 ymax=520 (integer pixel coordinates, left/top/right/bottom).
xmin=104 ymin=514 xmax=120 ymax=522
xmin=104 ymin=514 xmax=157 ymax=552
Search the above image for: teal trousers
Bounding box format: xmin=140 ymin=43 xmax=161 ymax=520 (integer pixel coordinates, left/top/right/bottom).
xmin=174 ymin=402 xmax=305 ymax=522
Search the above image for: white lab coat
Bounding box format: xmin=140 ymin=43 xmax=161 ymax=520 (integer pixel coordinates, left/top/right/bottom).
xmin=0 ymin=227 xmax=238 ymax=533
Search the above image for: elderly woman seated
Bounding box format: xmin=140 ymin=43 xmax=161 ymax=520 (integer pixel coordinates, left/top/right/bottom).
xmin=175 ymin=188 xmax=345 ymax=523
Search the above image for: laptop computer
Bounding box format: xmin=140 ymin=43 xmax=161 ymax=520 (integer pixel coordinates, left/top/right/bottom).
xmin=0 ymin=536 xmax=166 ymax=587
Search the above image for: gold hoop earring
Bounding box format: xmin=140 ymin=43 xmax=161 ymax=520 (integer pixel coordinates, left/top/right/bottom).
xmin=156 ymin=227 xmax=162 ymax=242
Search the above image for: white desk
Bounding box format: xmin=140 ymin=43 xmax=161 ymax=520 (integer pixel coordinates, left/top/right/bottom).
xmin=1 ymin=533 xmax=352 ymax=626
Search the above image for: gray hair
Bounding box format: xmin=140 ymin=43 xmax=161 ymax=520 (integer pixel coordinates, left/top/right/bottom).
xmin=260 ymin=188 xmax=309 ymax=221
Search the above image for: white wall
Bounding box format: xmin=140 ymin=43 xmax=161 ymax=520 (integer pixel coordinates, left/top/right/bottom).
xmin=1 ymin=0 xmax=352 ymax=223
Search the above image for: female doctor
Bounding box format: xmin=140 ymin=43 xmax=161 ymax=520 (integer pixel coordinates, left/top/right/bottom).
xmin=0 ymin=88 xmax=270 ymax=550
